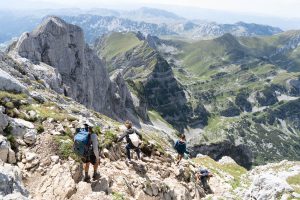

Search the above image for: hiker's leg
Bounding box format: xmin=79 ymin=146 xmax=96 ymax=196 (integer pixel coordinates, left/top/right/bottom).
xmin=135 ymin=147 xmax=141 ymax=160
xmin=177 ymin=154 xmax=183 ymax=164
xmin=201 ymin=178 xmax=205 ymax=187
xmin=202 ymin=177 xmax=208 ymax=190
xmin=93 ymin=163 xmax=99 ymax=172
xmin=84 ymin=162 xmax=90 ymax=173
xmin=84 ymin=162 xmax=90 ymax=181
xmin=91 ymin=154 xmax=98 ymax=173
xmin=126 ymin=144 xmax=131 ymax=160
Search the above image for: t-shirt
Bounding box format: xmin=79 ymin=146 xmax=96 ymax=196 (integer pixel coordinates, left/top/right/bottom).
xmin=199 ymin=169 xmax=210 ymax=179
xmin=90 ymin=133 xmax=99 ymax=160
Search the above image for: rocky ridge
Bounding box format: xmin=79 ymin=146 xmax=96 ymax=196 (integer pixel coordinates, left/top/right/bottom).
xmin=95 ymin=32 xmax=209 ymax=132
xmin=8 ymin=16 xmax=139 ymax=123
xmin=0 ymin=16 xmax=299 ymax=200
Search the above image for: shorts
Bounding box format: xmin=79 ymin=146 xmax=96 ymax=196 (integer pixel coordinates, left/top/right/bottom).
xmin=177 ymin=152 xmax=185 ymax=156
xmin=81 ymin=152 xmax=97 ymax=165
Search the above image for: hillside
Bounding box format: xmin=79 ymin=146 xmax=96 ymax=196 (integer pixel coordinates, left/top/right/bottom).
xmin=0 ymin=15 xmax=299 ymax=200
xmin=96 ymin=30 xmax=300 ymax=169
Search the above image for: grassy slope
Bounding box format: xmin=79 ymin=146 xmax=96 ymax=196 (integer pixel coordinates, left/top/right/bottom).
xmin=192 ymin=156 xmax=247 ymax=190
xmin=178 ymin=34 xmax=247 ymax=77
xmin=98 ymin=31 xmax=300 ymax=166
xmin=162 ymin=32 xmax=300 ymax=165
xmin=99 ymin=32 xmax=143 ymax=60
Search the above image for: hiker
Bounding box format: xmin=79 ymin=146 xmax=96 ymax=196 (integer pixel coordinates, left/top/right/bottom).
xmin=196 ymin=168 xmax=213 ymax=192
xmin=174 ymin=134 xmax=189 ymax=165
xmin=117 ymin=120 xmax=142 ymax=163
xmin=74 ymin=124 xmax=100 ymax=181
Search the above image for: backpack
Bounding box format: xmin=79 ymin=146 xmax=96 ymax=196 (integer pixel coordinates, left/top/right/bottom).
xmin=73 ymin=128 xmax=91 ymax=158
xmin=129 ymin=131 xmax=140 ymax=147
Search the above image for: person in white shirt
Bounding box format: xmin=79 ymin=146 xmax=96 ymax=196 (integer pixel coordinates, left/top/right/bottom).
xmin=82 ymin=126 xmax=100 ymax=181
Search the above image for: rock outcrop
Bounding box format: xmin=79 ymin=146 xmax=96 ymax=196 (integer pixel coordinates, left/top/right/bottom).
xmin=238 ymin=160 xmax=300 ymax=200
xmin=9 ymin=118 xmax=37 ymax=145
xmin=34 ymin=162 xmax=77 ymax=200
xmin=0 ymin=160 xmax=28 ymax=199
xmin=244 ymin=174 xmax=293 ymax=199
xmin=0 ymin=135 xmax=16 ymax=164
xmin=0 ymin=68 xmax=27 ymax=93
xmin=11 ymin=16 xmax=135 ymax=121
xmin=95 ymin=32 xmax=209 ymax=131
xmin=0 ymin=111 xmax=8 ymax=134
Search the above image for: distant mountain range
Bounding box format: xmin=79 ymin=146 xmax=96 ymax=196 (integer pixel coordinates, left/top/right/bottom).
xmin=0 ymin=7 xmax=283 ymax=44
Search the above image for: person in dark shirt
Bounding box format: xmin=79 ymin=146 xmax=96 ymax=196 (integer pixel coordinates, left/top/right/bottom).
xmin=196 ymin=168 xmax=213 ymax=192
xmin=117 ymin=120 xmax=142 ymax=163
xmin=174 ymin=134 xmax=189 ymax=165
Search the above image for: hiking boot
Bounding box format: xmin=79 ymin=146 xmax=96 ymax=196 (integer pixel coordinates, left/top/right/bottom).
xmin=84 ymin=175 xmax=90 ymax=182
xmin=92 ymin=172 xmax=100 ymax=180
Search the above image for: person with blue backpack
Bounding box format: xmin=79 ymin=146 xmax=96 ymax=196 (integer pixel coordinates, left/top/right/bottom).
xmin=117 ymin=120 xmax=142 ymax=164
xmin=73 ymin=124 xmax=100 ymax=182
xmin=174 ymin=134 xmax=189 ymax=165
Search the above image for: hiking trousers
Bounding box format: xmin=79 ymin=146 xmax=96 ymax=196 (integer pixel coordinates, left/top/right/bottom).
xmin=201 ymin=177 xmax=208 ymax=190
xmin=126 ymin=143 xmax=140 ymax=161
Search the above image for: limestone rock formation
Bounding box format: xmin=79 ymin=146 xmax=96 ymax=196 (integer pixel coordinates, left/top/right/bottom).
xmin=95 ymin=32 xmax=209 ymax=131
xmin=11 ymin=16 xmax=135 ymax=121
xmin=108 ymin=70 xmax=144 ymax=122
xmin=0 ymin=135 xmax=16 ymax=164
xmin=0 ymin=110 xmax=8 ymax=134
xmin=9 ymin=118 xmax=37 ymax=145
xmin=35 ymin=162 xmax=77 ymax=200
xmin=244 ymin=174 xmax=293 ymax=199
xmin=0 ymin=68 xmax=27 ymax=93
xmin=0 ymin=160 xmax=28 ymax=199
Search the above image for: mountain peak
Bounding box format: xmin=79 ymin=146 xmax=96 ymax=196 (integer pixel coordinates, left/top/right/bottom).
xmin=214 ymin=33 xmax=238 ymax=44
xmin=30 ymin=16 xmax=84 ymax=38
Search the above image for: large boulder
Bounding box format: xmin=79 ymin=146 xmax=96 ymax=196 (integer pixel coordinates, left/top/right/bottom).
xmin=9 ymin=118 xmax=36 ymax=145
xmin=0 ymin=68 xmax=27 ymax=93
xmin=0 ymin=135 xmax=16 ymax=164
xmin=0 ymin=160 xmax=28 ymax=199
xmin=23 ymin=130 xmax=37 ymax=145
xmin=244 ymin=173 xmax=293 ymax=200
xmin=35 ymin=162 xmax=76 ymax=200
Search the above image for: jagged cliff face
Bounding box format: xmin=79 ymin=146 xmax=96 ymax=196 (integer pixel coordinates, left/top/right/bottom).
xmin=95 ymin=32 xmax=209 ymax=131
xmin=9 ymin=17 xmax=135 ymax=121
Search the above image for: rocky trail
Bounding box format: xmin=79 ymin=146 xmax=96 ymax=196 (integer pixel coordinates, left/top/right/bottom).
xmin=0 ymin=16 xmax=300 ymax=200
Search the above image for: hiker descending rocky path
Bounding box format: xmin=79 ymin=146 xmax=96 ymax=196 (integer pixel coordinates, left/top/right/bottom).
xmin=0 ymin=15 xmax=300 ymax=200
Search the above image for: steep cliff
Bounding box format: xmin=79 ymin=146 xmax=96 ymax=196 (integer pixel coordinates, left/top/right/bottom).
xmin=95 ymin=32 xmax=209 ymax=131
xmin=9 ymin=16 xmax=135 ymax=121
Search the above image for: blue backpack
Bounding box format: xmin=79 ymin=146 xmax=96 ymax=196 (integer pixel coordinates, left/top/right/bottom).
xmin=73 ymin=128 xmax=90 ymax=158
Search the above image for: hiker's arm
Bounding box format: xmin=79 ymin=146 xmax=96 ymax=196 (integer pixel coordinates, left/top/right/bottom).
xmin=134 ymin=128 xmax=142 ymax=139
xmin=91 ymin=134 xmax=100 ymax=160
xmin=183 ymin=143 xmax=189 ymax=154
xmin=117 ymin=132 xmax=127 ymax=142
xmin=174 ymin=141 xmax=178 ymax=148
